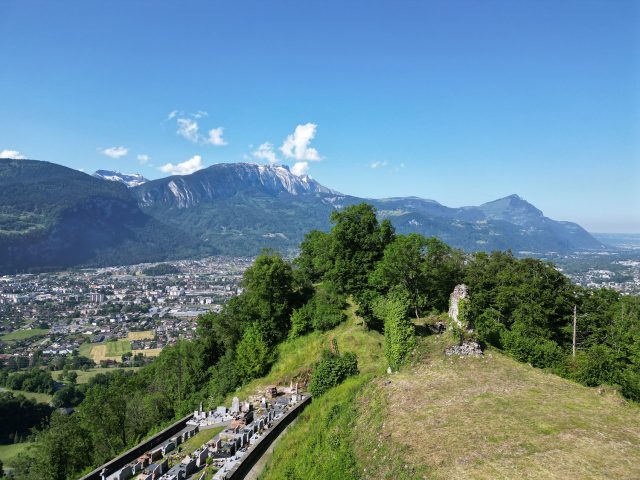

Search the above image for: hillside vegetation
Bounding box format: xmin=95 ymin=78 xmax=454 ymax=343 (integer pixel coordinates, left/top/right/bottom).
xmin=0 ymin=159 xmax=200 ymax=273
xmin=260 ymin=323 xmax=640 ymax=479
xmin=7 ymin=203 xmax=638 ymax=480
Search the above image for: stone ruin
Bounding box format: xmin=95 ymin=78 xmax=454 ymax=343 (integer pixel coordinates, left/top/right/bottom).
xmin=448 ymin=284 xmax=469 ymax=329
xmin=445 ymin=340 xmax=483 ymax=356
xmin=446 ymin=284 xmax=483 ymax=356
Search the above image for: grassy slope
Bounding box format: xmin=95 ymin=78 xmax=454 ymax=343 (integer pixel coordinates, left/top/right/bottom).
xmin=1 ymin=388 xmax=52 ymax=404
xmin=259 ymin=301 xmax=386 ymax=479
xmin=0 ymin=328 xmax=49 ymax=342
xmin=255 ymin=308 xmax=640 ymax=480
xmin=0 ymin=442 xmax=32 ymax=468
xmin=354 ymin=334 xmax=640 ymax=480
xmin=53 ymin=367 xmax=141 ymax=384
xmin=228 ymin=300 xmax=385 ymax=403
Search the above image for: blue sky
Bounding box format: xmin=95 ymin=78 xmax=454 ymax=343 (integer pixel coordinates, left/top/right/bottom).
xmin=0 ymin=0 xmax=638 ymax=232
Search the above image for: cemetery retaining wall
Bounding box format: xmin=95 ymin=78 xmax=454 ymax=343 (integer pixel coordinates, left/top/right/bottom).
xmin=225 ymin=395 xmax=312 ymax=479
xmin=78 ymin=413 xmax=194 ymax=480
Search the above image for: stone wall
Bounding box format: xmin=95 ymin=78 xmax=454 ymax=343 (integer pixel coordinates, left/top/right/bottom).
xmin=448 ymin=284 xmax=469 ymax=328
xmin=78 ymin=413 xmax=194 ymax=480
xmin=224 ymin=395 xmax=312 ymax=479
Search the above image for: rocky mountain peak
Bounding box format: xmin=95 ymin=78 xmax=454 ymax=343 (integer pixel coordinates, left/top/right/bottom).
xmin=93 ymin=170 xmax=148 ymax=188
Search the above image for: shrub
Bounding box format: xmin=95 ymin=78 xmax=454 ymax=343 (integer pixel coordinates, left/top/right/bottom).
xmin=289 ymin=285 xmax=346 ymax=339
xmin=235 ymin=324 xmax=272 ymax=382
xmin=373 ymin=292 xmax=415 ymax=372
xmin=309 ymin=341 xmax=359 ymax=397
xmin=572 ymin=344 xmax=621 ymax=387
xmin=289 ymin=304 xmax=313 ymax=339
xmin=502 ymin=329 xmax=564 ymax=369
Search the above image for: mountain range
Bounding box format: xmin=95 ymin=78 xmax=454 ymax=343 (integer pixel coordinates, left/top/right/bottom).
xmin=0 ymin=158 xmax=606 ymax=273
xmin=93 ymin=170 xmax=148 ymax=188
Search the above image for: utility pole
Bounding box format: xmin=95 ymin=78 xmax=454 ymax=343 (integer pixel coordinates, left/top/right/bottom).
xmin=572 ymin=305 xmax=577 ymax=358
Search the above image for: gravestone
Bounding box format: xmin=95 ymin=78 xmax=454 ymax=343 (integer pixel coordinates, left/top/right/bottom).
xmin=231 ymin=396 xmax=240 ymax=414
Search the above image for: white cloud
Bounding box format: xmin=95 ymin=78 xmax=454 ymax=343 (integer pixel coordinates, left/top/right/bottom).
xmin=166 ymin=110 xmax=179 ymax=121
xmin=370 ymin=160 xmax=388 ymax=169
xmin=291 ymin=161 xmax=309 ymax=176
xmin=173 ymin=114 xmax=227 ymax=146
xmin=280 ymin=123 xmax=321 ymax=161
xmin=177 ymin=118 xmax=200 ymax=143
xmin=0 ymin=149 xmax=26 ymax=159
xmin=159 ymin=155 xmax=204 ymax=175
xmin=137 ymin=154 xmax=150 ymax=164
xmin=206 ymin=127 xmax=227 ymax=146
xmin=101 ymin=146 xmax=128 ymax=159
xmin=252 ymin=142 xmax=278 ymax=164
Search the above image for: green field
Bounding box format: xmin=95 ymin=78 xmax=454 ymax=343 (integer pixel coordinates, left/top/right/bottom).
xmin=0 ymin=328 xmax=49 ymax=342
xmin=105 ymin=339 xmax=132 ymax=357
xmin=54 ymin=367 xmax=141 ymax=384
xmin=78 ymin=342 xmax=93 ymax=358
xmin=1 ymin=388 xmax=52 ymax=404
xmin=0 ymin=442 xmax=32 ymax=468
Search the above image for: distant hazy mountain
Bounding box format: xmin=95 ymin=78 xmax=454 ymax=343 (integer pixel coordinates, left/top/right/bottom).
xmin=368 ymin=194 xmax=603 ymax=253
xmin=0 ymin=159 xmax=605 ymax=272
xmin=93 ymin=169 xmax=148 ymax=187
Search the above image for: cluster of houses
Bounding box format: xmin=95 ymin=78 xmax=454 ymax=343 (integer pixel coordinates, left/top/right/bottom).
xmin=100 ymin=383 xmax=306 ymax=480
xmin=0 ymin=257 xmax=253 ymax=365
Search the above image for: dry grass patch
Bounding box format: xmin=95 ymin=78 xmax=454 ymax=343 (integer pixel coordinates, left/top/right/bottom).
xmin=132 ymin=348 xmax=162 ymax=357
xmin=89 ymin=344 xmax=106 ymax=363
xmin=127 ymin=330 xmax=154 ymax=341
xmin=355 ymin=335 xmax=640 ymax=480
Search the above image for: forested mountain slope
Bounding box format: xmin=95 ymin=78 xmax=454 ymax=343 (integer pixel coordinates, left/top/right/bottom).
xmin=0 ymin=159 xmax=199 ymax=273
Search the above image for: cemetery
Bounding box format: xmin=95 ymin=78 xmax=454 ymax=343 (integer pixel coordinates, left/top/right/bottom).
xmin=96 ymin=383 xmax=308 ymax=480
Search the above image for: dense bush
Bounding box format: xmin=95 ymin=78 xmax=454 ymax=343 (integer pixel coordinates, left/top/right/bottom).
xmin=289 ymin=285 xmax=346 ymax=339
xmin=373 ymin=292 xmax=416 ymax=371
xmin=2 ymin=369 xmax=55 ymax=394
xmin=462 ymin=251 xmax=640 ymax=399
xmin=0 ymin=392 xmax=53 ymax=443
xmin=309 ymin=341 xmax=359 ymax=397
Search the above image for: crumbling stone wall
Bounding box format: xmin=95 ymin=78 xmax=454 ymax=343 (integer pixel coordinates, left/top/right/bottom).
xmin=448 ymin=284 xmax=469 ymax=328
